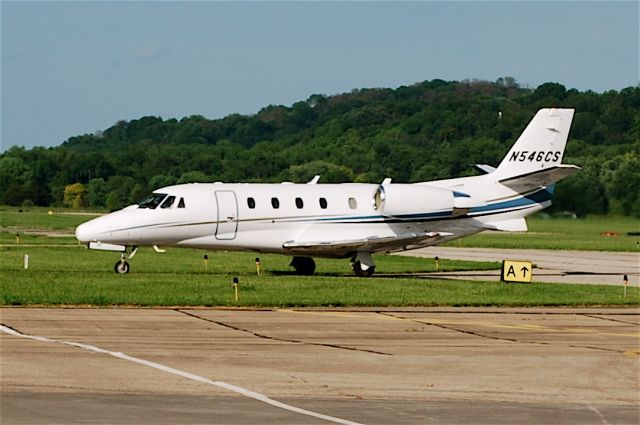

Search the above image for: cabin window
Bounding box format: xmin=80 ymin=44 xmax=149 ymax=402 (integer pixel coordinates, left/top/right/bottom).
xmin=138 ymin=193 xmax=167 ymax=209
xmin=348 ymin=197 xmax=357 ymax=209
xmin=177 ymin=198 xmax=186 ymax=208
xmin=160 ymin=196 xmax=176 ymax=209
xmin=271 ymin=197 xmax=280 ymax=209
xmin=319 ymin=198 xmax=328 ymax=209
xmin=295 ymin=197 xmax=304 ymax=209
xmin=247 ymin=197 xmax=256 ymax=209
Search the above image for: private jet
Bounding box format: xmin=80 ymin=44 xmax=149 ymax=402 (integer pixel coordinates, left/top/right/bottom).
xmin=76 ymin=108 xmax=578 ymax=276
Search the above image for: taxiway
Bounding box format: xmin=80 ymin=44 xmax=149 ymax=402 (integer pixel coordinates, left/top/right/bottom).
xmin=401 ymin=247 xmax=640 ymax=286
xmin=1 ymin=307 xmax=638 ymax=424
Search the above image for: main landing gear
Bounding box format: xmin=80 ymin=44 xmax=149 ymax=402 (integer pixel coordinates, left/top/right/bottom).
xmin=351 ymin=252 xmax=376 ymax=277
xmin=113 ymin=247 xmax=138 ymax=274
xmin=290 ymin=252 xmax=377 ymax=277
xmin=290 ymin=256 xmax=316 ymax=275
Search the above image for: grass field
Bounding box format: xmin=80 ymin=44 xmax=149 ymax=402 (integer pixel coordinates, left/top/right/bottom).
xmin=1 ymin=243 xmax=637 ymax=307
xmin=445 ymin=216 xmax=640 ymax=252
xmin=0 ymin=207 xmax=99 ymax=231
xmin=1 ymin=208 xmax=638 ymax=307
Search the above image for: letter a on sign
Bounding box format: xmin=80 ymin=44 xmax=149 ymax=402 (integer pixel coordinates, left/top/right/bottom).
xmin=501 ymin=260 xmax=533 ymax=283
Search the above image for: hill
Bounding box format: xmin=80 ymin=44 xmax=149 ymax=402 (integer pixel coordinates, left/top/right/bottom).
xmin=1 ymin=78 xmax=638 ymax=216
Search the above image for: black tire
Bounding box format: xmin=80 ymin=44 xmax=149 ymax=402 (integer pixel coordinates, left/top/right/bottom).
xmin=114 ymin=260 xmax=130 ymax=274
xmin=290 ymin=256 xmax=316 ymax=275
xmin=352 ymin=261 xmax=375 ymax=277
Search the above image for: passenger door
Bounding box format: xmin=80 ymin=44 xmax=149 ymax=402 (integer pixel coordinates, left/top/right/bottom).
xmin=215 ymin=191 xmax=238 ymax=240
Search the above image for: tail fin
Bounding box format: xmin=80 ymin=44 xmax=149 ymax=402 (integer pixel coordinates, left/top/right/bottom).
xmin=494 ymin=108 xmax=579 ymax=192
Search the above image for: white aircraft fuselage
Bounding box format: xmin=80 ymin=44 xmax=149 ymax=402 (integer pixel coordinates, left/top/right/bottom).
xmin=76 ymin=108 xmax=578 ymax=276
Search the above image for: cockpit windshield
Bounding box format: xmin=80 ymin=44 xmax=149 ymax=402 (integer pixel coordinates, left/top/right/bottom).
xmin=160 ymin=196 xmax=176 ymax=209
xmin=137 ymin=193 xmax=167 ymax=209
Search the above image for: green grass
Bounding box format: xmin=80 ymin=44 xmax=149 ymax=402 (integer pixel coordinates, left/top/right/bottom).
xmin=1 ymin=209 xmax=638 ymax=307
xmin=0 ymin=208 xmax=98 ymax=232
xmin=0 ymin=232 xmax=79 ymax=245
xmin=1 ymin=245 xmax=497 ymax=276
xmin=1 ymin=245 xmax=637 ymax=307
xmin=444 ymin=215 xmax=640 ymax=252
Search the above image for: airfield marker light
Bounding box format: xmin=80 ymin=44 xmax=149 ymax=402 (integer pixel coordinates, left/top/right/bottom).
xmin=203 ymin=254 xmax=208 ymax=270
xmin=233 ymin=277 xmax=239 ymax=303
xmin=435 ymin=256 xmax=439 ymax=271
xmin=255 ymin=257 xmax=260 ymax=276
xmin=16 ymin=233 xmax=20 ymax=244
xmin=24 ymin=254 xmax=29 ymax=270
xmin=623 ymin=274 xmax=628 ymax=298
xmin=48 ymin=210 xmax=53 ymax=216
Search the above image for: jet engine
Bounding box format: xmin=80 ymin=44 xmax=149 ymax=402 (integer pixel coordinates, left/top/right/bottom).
xmin=373 ymin=184 xmax=466 ymax=218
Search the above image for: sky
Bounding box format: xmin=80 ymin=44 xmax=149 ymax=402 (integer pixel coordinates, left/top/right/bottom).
xmin=1 ymin=1 xmax=638 ymax=151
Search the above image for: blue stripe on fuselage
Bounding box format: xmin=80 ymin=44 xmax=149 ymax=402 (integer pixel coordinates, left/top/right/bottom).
xmin=469 ymin=186 xmax=554 ymax=215
xmin=284 ymin=186 xmax=554 ymax=225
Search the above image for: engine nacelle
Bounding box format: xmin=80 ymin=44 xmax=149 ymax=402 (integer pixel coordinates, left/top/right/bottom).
xmin=374 ymin=184 xmax=456 ymax=218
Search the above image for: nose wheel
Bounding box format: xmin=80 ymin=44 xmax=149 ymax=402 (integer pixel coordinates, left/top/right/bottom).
xmin=114 ymin=257 xmax=130 ymax=274
xmin=113 ymin=248 xmax=137 ymax=274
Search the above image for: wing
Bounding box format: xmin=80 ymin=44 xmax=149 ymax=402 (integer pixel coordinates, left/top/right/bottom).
xmin=282 ymin=231 xmax=453 ymax=257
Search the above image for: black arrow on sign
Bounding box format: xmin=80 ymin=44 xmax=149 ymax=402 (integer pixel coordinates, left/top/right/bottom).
xmin=521 ymin=266 xmax=529 ymax=278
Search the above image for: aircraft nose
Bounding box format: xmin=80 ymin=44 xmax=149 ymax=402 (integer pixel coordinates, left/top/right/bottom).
xmin=75 ymin=221 xmax=95 ymax=243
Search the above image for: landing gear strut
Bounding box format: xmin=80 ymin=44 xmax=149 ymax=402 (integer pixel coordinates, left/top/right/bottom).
xmin=351 ymin=252 xmax=375 ymax=277
xmin=113 ymin=247 xmax=137 ymax=274
xmin=290 ymin=256 xmax=316 ymax=275
xmin=114 ymin=254 xmax=130 ymax=274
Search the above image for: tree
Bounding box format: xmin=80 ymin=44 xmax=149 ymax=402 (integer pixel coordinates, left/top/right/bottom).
xmin=0 ymin=156 xmax=31 ymax=203
xmin=177 ymin=171 xmax=213 ymax=184
xmin=285 ymin=161 xmax=354 ymax=183
xmin=1 ymin=79 xmax=637 ymax=216
xmin=149 ymin=175 xmax=177 ymax=190
xmin=87 ymin=178 xmax=107 ymax=208
xmin=601 ymin=153 xmax=640 ymax=216
xmin=63 ymin=183 xmax=88 ymax=209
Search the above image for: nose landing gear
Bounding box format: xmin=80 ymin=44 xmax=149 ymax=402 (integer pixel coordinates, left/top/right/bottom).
xmin=114 ymin=255 xmax=130 ymax=274
xmin=113 ymin=246 xmax=138 ymax=274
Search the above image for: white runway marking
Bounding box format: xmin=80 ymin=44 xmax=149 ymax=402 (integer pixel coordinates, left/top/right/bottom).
xmin=0 ymin=324 xmax=364 ymax=425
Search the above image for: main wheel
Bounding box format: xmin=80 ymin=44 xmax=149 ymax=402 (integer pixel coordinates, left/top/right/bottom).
xmin=352 ymin=260 xmax=375 ymax=277
xmin=290 ymin=256 xmax=316 ymax=275
xmin=114 ymin=260 xmax=130 ymax=274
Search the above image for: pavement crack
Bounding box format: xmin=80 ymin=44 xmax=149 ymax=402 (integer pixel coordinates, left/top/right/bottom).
xmin=175 ymin=309 xmax=392 ymax=356
xmin=581 ymin=314 xmax=639 ymax=326
xmin=378 ymin=312 xmax=548 ymax=346
xmin=379 ymin=312 xmax=633 ymax=354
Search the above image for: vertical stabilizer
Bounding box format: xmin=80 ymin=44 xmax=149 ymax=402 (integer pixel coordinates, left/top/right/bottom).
xmin=494 ymin=108 xmax=574 ymax=180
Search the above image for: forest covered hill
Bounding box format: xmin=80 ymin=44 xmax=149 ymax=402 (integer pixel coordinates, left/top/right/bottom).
xmin=1 ymin=79 xmax=638 ymax=216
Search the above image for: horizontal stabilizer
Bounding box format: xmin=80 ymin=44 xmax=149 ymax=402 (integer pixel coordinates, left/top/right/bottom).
xmin=473 ymin=164 xmax=496 ymax=174
xmin=499 ymin=164 xmax=580 ymax=192
xmin=283 ymin=231 xmax=453 ymax=255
